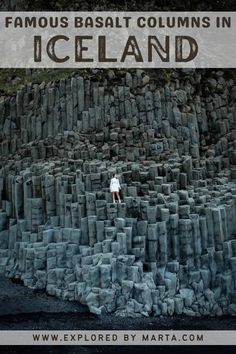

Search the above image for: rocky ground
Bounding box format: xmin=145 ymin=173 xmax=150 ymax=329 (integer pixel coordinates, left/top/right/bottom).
xmin=0 ymin=275 xmax=236 ymax=354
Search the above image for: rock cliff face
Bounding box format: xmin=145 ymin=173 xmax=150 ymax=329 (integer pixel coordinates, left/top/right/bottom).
xmin=0 ymin=69 xmax=236 ymax=317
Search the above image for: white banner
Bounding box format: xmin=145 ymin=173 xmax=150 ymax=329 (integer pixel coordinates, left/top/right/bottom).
xmin=0 ymin=12 xmax=235 ymax=68
xmin=0 ymin=330 xmax=234 ymax=345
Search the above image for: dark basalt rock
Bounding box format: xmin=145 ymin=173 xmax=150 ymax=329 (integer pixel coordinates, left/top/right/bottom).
xmin=0 ymin=69 xmax=236 ymax=317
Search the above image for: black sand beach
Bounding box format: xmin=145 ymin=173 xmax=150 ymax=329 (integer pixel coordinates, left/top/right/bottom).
xmin=0 ymin=275 xmax=236 ymax=354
